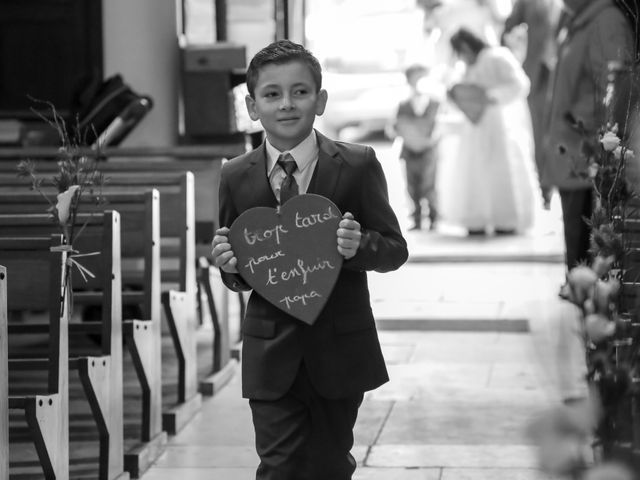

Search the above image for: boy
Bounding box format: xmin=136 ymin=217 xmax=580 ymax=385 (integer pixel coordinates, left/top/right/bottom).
xmin=393 ymin=64 xmax=440 ymax=231
xmin=211 ymin=40 xmax=408 ymax=480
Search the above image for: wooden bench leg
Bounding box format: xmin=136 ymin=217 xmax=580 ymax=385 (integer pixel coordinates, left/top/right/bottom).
xmin=123 ymin=319 xmax=162 ymax=443
xmin=77 ymin=356 xmax=126 ymax=480
xmin=161 ymin=290 xmax=201 ymax=435
xmin=122 ymin=319 xmax=166 ymax=478
xmin=198 ymin=262 xmax=231 ymax=373
xmin=23 ymin=394 xmax=69 ymax=480
xmin=197 ymin=263 xmax=238 ymax=397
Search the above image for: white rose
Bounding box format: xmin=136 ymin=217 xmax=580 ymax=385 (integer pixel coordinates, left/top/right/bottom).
xmin=585 ymin=313 xmax=616 ymax=343
xmin=600 ymin=131 xmax=621 ymax=151
xmin=613 ymin=146 xmax=634 ymax=160
xmin=55 ymin=185 xmax=80 ymax=225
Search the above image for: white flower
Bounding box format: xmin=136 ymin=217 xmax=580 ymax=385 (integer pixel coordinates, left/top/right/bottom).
xmin=588 ymin=162 xmax=599 ymax=178
xmin=600 ymin=131 xmax=621 ymax=151
xmin=585 ymin=313 xmax=616 ymax=343
xmin=55 ymin=185 xmax=80 ymax=225
xmin=566 ymin=265 xmax=598 ymax=305
xmin=613 ymin=145 xmax=634 ymax=160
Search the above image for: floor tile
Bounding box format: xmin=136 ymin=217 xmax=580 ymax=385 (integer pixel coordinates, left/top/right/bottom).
xmin=376 ymin=398 xmax=544 ymax=445
xmin=141 ymin=467 xmax=256 ymax=480
xmin=354 ymin=467 xmax=442 ymax=479
xmin=354 ymin=399 xmax=394 ymax=445
xmin=366 ymin=444 xmax=538 ymax=468
xmin=440 ymin=467 xmax=554 ymax=480
xmin=151 ymin=445 xmax=258 ymax=468
xmin=369 ymin=363 xmax=492 ymax=402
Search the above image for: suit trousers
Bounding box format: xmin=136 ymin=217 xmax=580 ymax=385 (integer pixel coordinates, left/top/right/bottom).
xmin=249 ymin=362 xmax=364 ymax=480
xmin=403 ymin=148 xmax=438 ymax=227
xmin=559 ymin=188 xmax=593 ymax=270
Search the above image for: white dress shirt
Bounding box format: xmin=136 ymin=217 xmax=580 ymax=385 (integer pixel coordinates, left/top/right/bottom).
xmin=266 ymin=131 xmax=319 ymax=202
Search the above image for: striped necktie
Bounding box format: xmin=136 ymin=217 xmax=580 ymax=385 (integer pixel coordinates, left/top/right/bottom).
xmin=277 ymin=153 xmax=299 ymax=204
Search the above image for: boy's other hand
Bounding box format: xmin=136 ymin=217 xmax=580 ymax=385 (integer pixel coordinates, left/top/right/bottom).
xmin=337 ymin=212 xmax=361 ymax=259
xmin=211 ymin=227 xmax=239 ymax=273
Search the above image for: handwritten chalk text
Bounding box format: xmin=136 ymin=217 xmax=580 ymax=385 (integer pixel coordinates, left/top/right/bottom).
xmin=279 ymin=290 xmax=322 ymax=309
xmin=266 ymin=258 xmax=336 ymax=286
xmin=244 ymin=250 xmax=285 ymax=274
xmin=295 ymin=207 xmax=339 ymax=229
xmin=244 ymin=224 xmax=288 ymax=246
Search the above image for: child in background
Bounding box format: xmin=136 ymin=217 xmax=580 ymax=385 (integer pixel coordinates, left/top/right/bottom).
xmin=393 ymin=64 xmax=441 ymax=231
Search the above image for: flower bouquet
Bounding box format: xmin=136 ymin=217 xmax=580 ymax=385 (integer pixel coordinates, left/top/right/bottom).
xmin=15 ymin=101 xmax=107 ymax=293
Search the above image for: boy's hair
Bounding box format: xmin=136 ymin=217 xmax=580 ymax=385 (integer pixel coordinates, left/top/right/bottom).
xmin=404 ymin=64 xmax=428 ymax=82
xmin=449 ymin=27 xmax=488 ymax=56
xmin=246 ymin=39 xmax=323 ymax=98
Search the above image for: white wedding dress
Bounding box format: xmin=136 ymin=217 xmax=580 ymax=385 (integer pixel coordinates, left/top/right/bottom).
xmin=439 ymin=46 xmax=540 ymax=233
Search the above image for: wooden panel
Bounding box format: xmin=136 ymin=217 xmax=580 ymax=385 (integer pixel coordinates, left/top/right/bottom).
xmin=0 ymin=265 xmax=7 ymax=480
xmin=0 ymin=155 xmax=225 ymax=239
xmin=1 ymin=235 xmax=70 ymax=479
xmin=0 ymin=0 xmax=103 ymax=118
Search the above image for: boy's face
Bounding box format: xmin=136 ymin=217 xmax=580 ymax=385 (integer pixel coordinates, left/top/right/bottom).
xmin=245 ymin=60 xmax=327 ymax=151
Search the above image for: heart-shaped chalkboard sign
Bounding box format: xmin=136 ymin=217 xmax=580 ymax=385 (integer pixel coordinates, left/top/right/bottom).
xmin=449 ymin=83 xmax=488 ymax=124
xmin=228 ymin=194 xmax=343 ymax=325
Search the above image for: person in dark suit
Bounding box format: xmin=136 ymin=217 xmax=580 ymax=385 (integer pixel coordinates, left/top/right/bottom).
xmin=544 ymin=0 xmax=634 ymax=271
xmin=211 ymin=40 xmax=408 ymax=480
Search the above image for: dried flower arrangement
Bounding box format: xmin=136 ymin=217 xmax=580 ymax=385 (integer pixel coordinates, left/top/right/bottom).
xmin=15 ymin=100 xmax=107 ymax=283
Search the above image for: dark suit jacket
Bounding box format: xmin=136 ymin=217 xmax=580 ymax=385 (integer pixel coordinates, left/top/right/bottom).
xmin=218 ymin=130 xmax=408 ymax=400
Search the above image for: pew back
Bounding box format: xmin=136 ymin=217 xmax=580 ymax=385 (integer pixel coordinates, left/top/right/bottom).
xmin=1 ymin=235 xmax=70 ymax=479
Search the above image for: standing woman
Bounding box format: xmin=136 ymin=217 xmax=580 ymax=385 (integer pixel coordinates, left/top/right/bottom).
xmin=440 ymin=27 xmax=540 ymax=236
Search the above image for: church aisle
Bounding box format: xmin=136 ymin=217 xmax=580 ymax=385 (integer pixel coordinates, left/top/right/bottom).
xmin=140 ymin=329 xmax=560 ymax=479
xmin=141 ymin=261 xmax=567 ymax=479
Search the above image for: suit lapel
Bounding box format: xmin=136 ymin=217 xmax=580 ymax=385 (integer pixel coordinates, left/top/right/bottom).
xmin=243 ymin=143 xmax=278 ymax=208
xmin=308 ymin=130 xmax=343 ymax=200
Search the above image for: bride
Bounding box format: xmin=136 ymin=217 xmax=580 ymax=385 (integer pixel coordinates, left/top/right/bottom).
xmin=439 ymin=27 xmax=540 ymax=236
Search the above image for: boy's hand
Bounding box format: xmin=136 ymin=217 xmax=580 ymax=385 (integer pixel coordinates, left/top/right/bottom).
xmin=337 ymin=212 xmax=361 ymax=260
xmin=211 ymin=227 xmax=239 ymax=273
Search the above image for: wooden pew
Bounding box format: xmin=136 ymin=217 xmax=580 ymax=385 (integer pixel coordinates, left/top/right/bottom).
xmin=0 ymin=158 xmax=236 ymax=416
xmin=0 ymin=147 xmax=236 ymax=246
xmin=65 ymin=170 xmax=236 ymax=428
xmin=0 ymin=213 xmax=128 ymax=480
xmin=81 ymin=171 xmax=203 ymax=434
xmin=1 ymin=235 xmax=70 ymax=479
xmin=0 ymin=191 xmax=163 ymax=478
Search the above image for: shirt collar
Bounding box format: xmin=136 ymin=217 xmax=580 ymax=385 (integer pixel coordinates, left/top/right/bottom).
xmin=266 ymin=130 xmax=318 ymax=175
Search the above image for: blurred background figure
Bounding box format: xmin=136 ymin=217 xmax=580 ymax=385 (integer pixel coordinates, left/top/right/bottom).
xmin=439 ymin=27 xmax=540 ymax=236
xmin=427 ymin=0 xmax=512 ymax=67
xmin=543 ymin=0 xmax=635 ymax=271
xmin=391 ymin=64 xmax=442 ymax=231
xmin=501 ymin=0 xmax=563 ymax=210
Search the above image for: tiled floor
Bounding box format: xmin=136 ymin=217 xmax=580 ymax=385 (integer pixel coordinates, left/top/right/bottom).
xmin=142 ymin=331 xmax=562 ymax=479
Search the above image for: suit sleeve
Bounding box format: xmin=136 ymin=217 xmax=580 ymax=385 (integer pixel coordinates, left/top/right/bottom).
xmin=218 ymin=163 xmax=252 ymax=292
xmin=343 ymin=146 xmax=408 ymax=273
xmin=586 ymin=9 xmax=634 ymax=130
